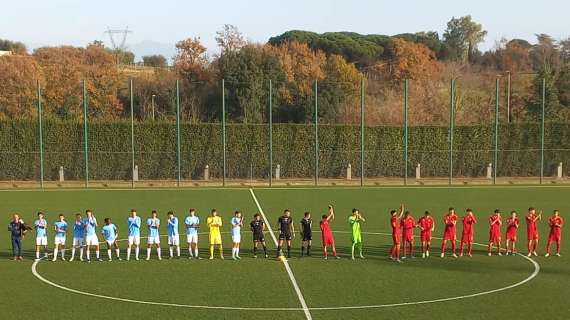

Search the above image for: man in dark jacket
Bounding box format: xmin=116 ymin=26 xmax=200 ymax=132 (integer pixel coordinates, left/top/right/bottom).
xmin=8 ymin=214 xmax=28 ymax=260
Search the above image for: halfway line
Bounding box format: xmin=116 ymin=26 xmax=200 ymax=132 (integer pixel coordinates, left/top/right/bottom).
xmin=249 ymin=188 xmax=313 ymax=320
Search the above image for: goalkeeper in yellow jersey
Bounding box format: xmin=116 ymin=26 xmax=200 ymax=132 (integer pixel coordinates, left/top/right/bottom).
xmin=207 ymin=209 xmax=224 ymax=260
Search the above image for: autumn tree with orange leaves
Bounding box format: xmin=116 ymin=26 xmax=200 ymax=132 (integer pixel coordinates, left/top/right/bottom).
xmin=390 ymin=38 xmax=442 ymax=82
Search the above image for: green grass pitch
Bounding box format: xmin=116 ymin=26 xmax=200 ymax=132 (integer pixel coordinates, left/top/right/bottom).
xmin=0 ymin=186 xmax=567 ymax=320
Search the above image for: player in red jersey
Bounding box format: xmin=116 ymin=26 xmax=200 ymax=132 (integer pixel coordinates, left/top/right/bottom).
xmin=418 ymin=211 xmax=435 ymax=258
xmin=487 ymin=209 xmax=503 ymax=256
xmin=459 ymin=209 xmax=477 ymax=257
xmin=441 ymin=208 xmax=458 ymax=258
xmin=400 ymin=211 xmax=416 ymax=259
xmin=320 ymin=206 xmax=339 ymax=260
xmin=545 ymin=210 xmax=564 ymax=257
xmin=526 ymin=207 xmax=542 ymax=257
xmin=390 ymin=204 xmax=405 ymax=262
xmin=505 ymin=211 xmax=520 ymax=255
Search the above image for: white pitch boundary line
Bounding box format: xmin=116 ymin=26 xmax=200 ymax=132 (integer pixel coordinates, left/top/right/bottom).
xmin=249 ymin=188 xmax=313 ymax=320
xmin=30 ymin=230 xmax=540 ymax=312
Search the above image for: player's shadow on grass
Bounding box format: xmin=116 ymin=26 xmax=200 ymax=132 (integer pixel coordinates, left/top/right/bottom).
xmin=1 ymin=249 xmax=40 ymax=260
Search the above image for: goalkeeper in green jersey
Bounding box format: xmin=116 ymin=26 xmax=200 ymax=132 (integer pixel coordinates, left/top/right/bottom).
xmin=349 ymin=209 xmax=366 ymax=260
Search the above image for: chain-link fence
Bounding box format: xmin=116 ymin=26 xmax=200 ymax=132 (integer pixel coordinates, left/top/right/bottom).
xmin=1 ymin=75 xmax=569 ymax=188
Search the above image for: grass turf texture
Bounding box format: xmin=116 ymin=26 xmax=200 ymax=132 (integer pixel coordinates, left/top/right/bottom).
xmin=0 ymin=186 xmax=567 ymax=320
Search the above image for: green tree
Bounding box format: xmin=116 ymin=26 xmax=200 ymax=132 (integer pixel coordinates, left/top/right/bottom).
xmin=0 ymin=39 xmax=27 ymax=54
xmin=528 ymin=66 xmax=560 ymax=120
xmin=215 ymin=44 xmax=285 ymax=123
xmin=443 ymin=15 xmax=487 ymax=62
xmin=142 ymin=54 xmax=168 ymax=68
xmin=557 ymin=66 xmax=570 ymax=108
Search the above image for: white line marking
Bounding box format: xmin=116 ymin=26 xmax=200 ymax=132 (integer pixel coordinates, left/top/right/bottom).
xmin=30 ymin=230 xmax=540 ymax=312
xmin=30 ymin=258 xmax=298 ymax=311
xmin=249 ymin=188 xmax=313 ymax=320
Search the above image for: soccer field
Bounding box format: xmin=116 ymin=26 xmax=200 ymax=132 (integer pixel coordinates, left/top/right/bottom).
xmin=0 ymin=186 xmax=568 ymax=320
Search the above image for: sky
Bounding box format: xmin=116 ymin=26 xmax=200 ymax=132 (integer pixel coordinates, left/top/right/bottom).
xmin=1 ymin=0 xmax=569 ymax=60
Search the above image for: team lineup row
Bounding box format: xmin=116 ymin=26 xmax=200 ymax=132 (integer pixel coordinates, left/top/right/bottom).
xmin=7 ymin=206 xmax=360 ymax=261
xmin=7 ymin=205 xmax=563 ymax=262
xmin=388 ymin=206 xmax=564 ymax=262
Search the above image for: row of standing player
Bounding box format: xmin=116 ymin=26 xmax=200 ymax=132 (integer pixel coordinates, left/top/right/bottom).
xmin=389 ymin=205 xmax=564 ymax=263
xmin=17 ymin=206 xmax=367 ymax=262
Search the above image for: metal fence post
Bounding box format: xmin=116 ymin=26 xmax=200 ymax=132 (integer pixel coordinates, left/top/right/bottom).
xmin=222 ymin=79 xmax=227 ymax=187
xmin=37 ymin=80 xmax=44 ymax=189
xmin=404 ymin=79 xmax=409 ymax=185
xmin=130 ymin=79 xmax=135 ymax=188
xmin=176 ymin=80 xmax=181 ymax=187
xmin=493 ymin=77 xmax=500 ymax=184
xmin=540 ymin=78 xmax=546 ymax=184
xmin=268 ymin=79 xmax=273 ymax=187
xmin=506 ymin=71 xmax=511 ymax=123
xmin=314 ymin=80 xmax=319 ymax=186
xmin=448 ymin=79 xmax=455 ymax=185
xmin=360 ymin=77 xmax=365 ymax=187
xmin=83 ymin=79 xmax=89 ymax=188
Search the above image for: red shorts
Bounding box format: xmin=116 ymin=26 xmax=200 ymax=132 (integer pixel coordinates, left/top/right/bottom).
xmin=322 ymin=234 xmax=334 ymax=246
xmin=392 ymin=233 xmax=401 ymax=245
xmin=420 ymin=231 xmax=432 ymax=242
xmin=461 ymin=232 xmax=473 ymax=243
xmin=549 ymin=231 xmax=561 ymax=242
xmin=489 ymin=230 xmax=501 ymax=242
xmin=403 ymin=230 xmax=414 ymax=242
xmin=527 ymin=232 xmax=539 ymax=241
xmin=443 ymin=230 xmax=456 ymax=241
xmin=506 ymin=231 xmax=517 ymax=241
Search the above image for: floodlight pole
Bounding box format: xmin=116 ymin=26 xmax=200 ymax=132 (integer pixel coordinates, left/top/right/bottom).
xmin=314 ymin=80 xmax=319 ymax=186
xmin=493 ymin=77 xmax=500 ymax=185
xmin=268 ymin=79 xmax=273 ymax=187
xmin=360 ymin=77 xmax=365 ymax=187
xmin=222 ymin=79 xmax=227 ymax=187
xmin=83 ymin=79 xmax=89 ymax=188
xmin=404 ymin=79 xmax=409 ymax=186
xmin=130 ymin=79 xmax=135 ymax=188
xmin=37 ymin=80 xmax=44 ymax=189
xmin=540 ymin=78 xmax=546 ymax=184
xmin=176 ymin=80 xmax=181 ymax=187
xmin=448 ymin=79 xmax=456 ymax=185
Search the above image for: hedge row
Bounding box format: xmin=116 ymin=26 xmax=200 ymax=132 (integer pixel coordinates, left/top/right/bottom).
xmin=1 ymin=120 xmax=569 ymax=180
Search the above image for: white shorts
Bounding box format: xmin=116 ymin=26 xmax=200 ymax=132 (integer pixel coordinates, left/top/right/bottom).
xmin=232 ymin=234 xmax=241 ymax=243
xmin=105 ymin=239 xmax=117 ymax=246
xmin=128 ymin=235 xmax=141 ymax=246
xmin=36 ymin=236 xmax=48 ymax=246
xmin=85 ymin=235 xmax=100 ymax=246
xmin=73 ymin=237 xmax=85 ymax=247
xmin=168 ymin=234 xmax=180 ymax=246
xmin=186 ymin=233 xmax=198 ymax=244
xmin=54 ymin=237 xmax=66 ymax=246
xmin=147 ymin=235 xmax=160 ymax=245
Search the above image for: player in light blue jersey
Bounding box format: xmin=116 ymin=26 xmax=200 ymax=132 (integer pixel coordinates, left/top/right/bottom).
xmin=83 ymin=209 xmax=102 ymax=262
xmin=231 ymin=211 xmax=243 ymax=260
xmin=34 ymin=212 xmax=49 ymax=260
xmin=167 ymin=211 xmax=180 ymax=258
xmin=69 ymin=213 xmax=85 ymax=261
xmin=126 ymin=209 xmax=141 ymax=261
xmin=52 ymin=214 xmax=68 ymax=261
xmin=185 ymin=209 xmax=201 ymax=259
xmin=146 ymin=210 xmax=162 ymax=260
xmin=101 ymin=218 xmax=121 ymax=261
